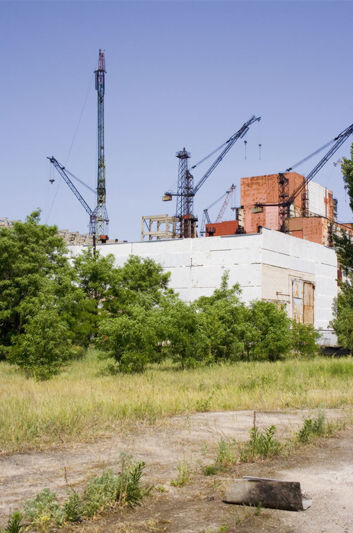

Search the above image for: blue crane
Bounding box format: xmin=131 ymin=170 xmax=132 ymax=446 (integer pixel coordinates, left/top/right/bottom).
xmin=163 ymin=115 xmax=261 ymax=238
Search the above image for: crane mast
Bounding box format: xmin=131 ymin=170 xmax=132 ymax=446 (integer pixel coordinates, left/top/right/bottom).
xmin=164 ymin=115 xmax=261 ymax=238
xmin=95 ymin=49 xmax=109 ymax=239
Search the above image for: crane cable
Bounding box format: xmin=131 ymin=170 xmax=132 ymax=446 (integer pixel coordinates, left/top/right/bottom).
xmin=65 ymin=78 xmax=93 ymax=166
xmin=191 ymin=139 xmax=230 ymax=170
xmin=65 ymin=168 xmax=96 ymax=194
xmin=46 ymin=78 xmax=93 ymax=225
xmin=285 ymin=138 xmax=335 ymax=172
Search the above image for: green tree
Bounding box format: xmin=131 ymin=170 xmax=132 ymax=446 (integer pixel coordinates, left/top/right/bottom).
xmin=97 ymin=305 xmax=165 ymax=373
xmin=245 ymin=300 xmax=292 ymax=361
xmin=0 ymin=212 xmax=70 ymax=360
xmin=196 ymin=272 xmax=249 ymax=362
xmin=333 ymin=143 xmax=353 ymax=351
xmin=106 ymin=255 xmax=173 ymax=314
xmin=0 ymin=212 xmax=99 ymax=376
xmin=162 ymin=299 xmax=212 ymax=369
xmin=291 ymin=321 xmax=320 ymax=357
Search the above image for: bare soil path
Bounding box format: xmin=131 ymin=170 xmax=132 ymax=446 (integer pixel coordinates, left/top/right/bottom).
xmin=0 ymin=409 xmax=351 ymax=532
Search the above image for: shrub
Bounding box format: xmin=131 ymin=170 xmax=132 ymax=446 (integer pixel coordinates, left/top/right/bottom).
xmin=245 ymin=301 xmax=292 ymax=361
xmin=215 ymin=437 xmax=237 ymax=468
xmin=291 ymin=321 xmax=320 ymax=357
xmin=9 ymin=307 xmax=72 ymax=380
xmin=162 ymin=300 xmax=212 ymax=369
xmin=97 ymin=305 xmax=163 ymax=373
xmin=170 ymin=460 xmax=191 ymax=487
xmin=63 ymin=490 xmax=84 ymax=523
xmin=331 ymin=286 xmax=353 ymax=353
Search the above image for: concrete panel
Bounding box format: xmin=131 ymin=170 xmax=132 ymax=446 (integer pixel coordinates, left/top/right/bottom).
xmin=308 ymin=182 xmax=329 ymax=218
xmin=192 ymin=233 xmax=261 ymax=251
xmin=241 ymin=286 xmax=263 ymax=304
xmin=168 ymin=267 xmax=191 ymax=289
xmin=191 ymin=248 xmax=260 ymax=267
xmin=190 ymin=266 xmax=229 ymax=289
xmin=261 ymin=229 xmax=291 ymax=256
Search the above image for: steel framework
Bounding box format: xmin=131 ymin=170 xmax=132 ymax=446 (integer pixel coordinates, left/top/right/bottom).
xmin=95 ymin=50 xmax=109 ymax=238
xmin=164 ymin=115 xmax=261 ymax=238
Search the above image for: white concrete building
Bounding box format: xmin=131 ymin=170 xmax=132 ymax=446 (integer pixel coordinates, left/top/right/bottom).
xmin=73 ymin=228 xmax=338 ymax=346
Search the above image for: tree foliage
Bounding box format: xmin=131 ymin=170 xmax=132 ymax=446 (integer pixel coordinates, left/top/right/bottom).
xmin=98 ymin=271 xmax=297 ymax=372
xmin=332 ymin=143 xmax=353 ymax=352
xmin=1 ymin=213 xmax=322 ymax=377
xmin=0 ymin=212 xmax=71 ymax=363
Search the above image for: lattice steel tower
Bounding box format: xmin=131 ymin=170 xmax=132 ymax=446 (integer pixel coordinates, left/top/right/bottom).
xmin=94 ymin=49 xmax=109 ymax=239
xmin=176 ymin=148 xmax=197 ymax=238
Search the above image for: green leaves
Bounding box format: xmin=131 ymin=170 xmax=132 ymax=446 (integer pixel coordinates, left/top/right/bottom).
xmin=332 ymin=143 xmax=353 ymax=351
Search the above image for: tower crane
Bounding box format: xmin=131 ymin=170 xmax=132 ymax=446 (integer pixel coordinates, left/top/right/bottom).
xmin=200 ymin=185 xmax=236 ymax=235
xmin=47 ymin=156 xmax=105 ymax=249
xmin=255 ymin=121 xmax=353 ymax=231
xmin=163 ymin=115 xmax=261 ymax=238
xmin=48 ymin=50 xmax=109 ymax=245
xmin=216 ymin=184 xmax=236 ymax=223
xmin=95 ymin=50 xmax=109 ymax=239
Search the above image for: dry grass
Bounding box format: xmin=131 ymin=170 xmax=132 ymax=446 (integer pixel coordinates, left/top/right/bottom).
xmin=1 ymin=350 xmax=353 ymax=454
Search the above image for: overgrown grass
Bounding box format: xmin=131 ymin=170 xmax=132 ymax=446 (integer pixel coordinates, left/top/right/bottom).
xmin=1 ymin=349 xmax=353 ymax=453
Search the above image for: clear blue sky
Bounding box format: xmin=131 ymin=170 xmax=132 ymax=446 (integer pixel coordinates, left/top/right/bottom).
xmin=1 ymin=1 xmax=353 ymax=241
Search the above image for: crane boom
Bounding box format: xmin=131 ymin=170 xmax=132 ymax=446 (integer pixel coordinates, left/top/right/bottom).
xmin=47 ymin=156 xmax=96 ymax=235
xmin=216 ymin=184 xmax=236 ymax=222
xmin=252 ymin=121 xmax=353 ymax=232
xmin=286 ymin=122 xmax=353 ymax=207
xmin=193 ymin=115 xmax=261 ymax=195
xmin=163 ymin=115 xmax=261 ymax=238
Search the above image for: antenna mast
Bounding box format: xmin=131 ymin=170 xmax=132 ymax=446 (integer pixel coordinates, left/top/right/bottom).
xmin=95 ymin=49 xmax=109 ymax=239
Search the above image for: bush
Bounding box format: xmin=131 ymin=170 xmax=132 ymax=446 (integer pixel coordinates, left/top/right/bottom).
xmin=8 ymin=307 xmax=72 ymax=380
xmin=97 ymin=305 xmax=164 ymax=373
xmin=245 ymin=301 xmax=292 ymax=361
xmin=291 ymin=321 xmax=320 ymax=357
xmin=162 ymin=300 xmax=212 ymax=369
xmin=331 ymin=284 xmax=353 ymax=353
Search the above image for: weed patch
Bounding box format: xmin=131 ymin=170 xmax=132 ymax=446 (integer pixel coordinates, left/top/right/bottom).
xmin=0 ymin=455 xmax=147 ymax=532
xmin=0 ymin=511 xmax=24 ymax=533
xmin=170 ymin=460 xmax=191 ymax=487
xmin=239 ymin=425 xmax=282 ymax=462
xmin=296 ymin=411 xmax=334 ymax=443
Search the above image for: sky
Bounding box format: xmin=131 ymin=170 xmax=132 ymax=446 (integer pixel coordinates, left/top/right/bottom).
xmin=1 ymin=0 xmax=353 ymax=242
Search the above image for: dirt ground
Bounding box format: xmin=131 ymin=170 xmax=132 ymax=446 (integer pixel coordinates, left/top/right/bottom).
xmin=1 ymin=409 xmax=352 ymax=532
